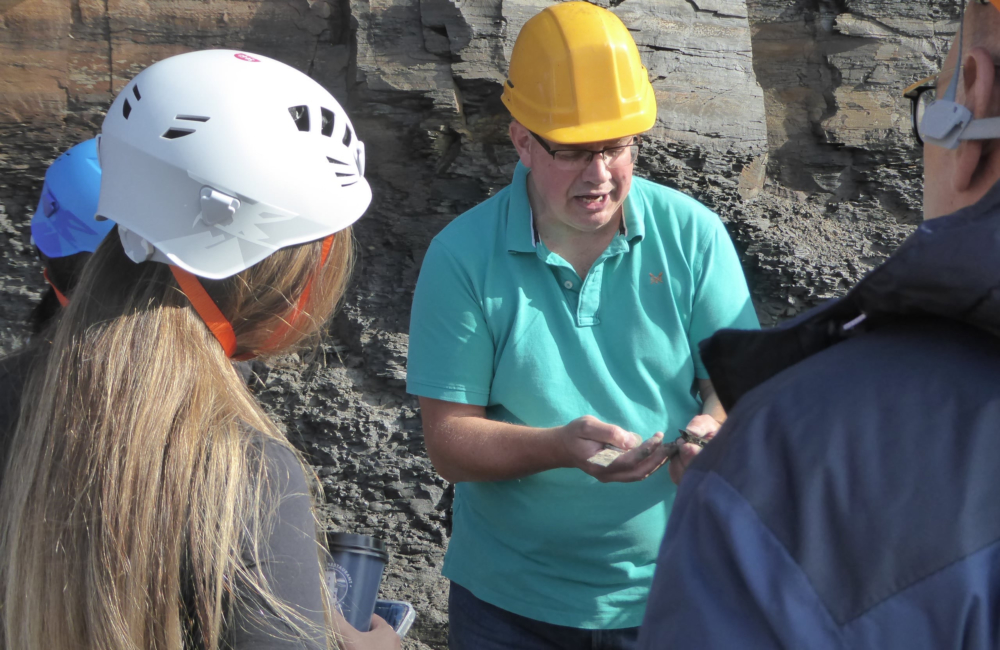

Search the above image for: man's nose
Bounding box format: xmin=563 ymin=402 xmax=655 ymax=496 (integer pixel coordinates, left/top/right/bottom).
xmin=581 ymin=152 xmax=613 ymax=184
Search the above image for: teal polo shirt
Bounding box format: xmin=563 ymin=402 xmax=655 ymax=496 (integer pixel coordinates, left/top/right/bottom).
xmin=406 ymin=162 xmax=758 ymax=629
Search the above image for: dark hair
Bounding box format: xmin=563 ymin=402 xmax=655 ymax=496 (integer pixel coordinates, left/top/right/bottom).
xmin=30 ymin=251 xmax=90 ymax=334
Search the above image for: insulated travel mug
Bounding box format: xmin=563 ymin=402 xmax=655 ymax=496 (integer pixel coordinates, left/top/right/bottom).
xmin=326 ymin=532 xmax=389 ymax=632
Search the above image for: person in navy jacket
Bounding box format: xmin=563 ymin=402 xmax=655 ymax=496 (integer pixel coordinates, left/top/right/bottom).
xmin=639 ymin=2 xmax=1000 ymax=649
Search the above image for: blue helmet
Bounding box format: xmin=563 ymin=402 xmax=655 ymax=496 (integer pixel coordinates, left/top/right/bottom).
xmin=30 ymin=138 xmax=111 ymax=258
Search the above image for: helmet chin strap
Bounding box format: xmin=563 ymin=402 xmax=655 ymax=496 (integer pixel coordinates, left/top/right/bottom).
xmin=42 ymin=268 xmax=70 ymax=308
xmin=170 ymin=265 xmax=239 ymax=357
xmin=258 ymin=234 xmax=335 ymax=354
xmin=921 ymin=0 xmax=1000 ymax=148
xmin=170 ymin=234 xmax=335 ymax=360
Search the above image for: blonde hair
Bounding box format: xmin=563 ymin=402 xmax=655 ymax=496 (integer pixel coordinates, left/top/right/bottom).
xmin=0 ymin=227 xmax=353 ymax=649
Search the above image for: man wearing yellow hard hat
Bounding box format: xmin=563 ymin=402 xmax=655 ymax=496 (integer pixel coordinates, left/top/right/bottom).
xmin=638 ymin=1 xmax=1000 ymax=648
xmin=407 ymin=2 xmax=758 ymax=646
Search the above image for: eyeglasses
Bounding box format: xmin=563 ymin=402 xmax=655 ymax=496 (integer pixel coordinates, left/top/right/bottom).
xmin=903 ymin=74 xmax=937 ymax=147
xmin=530 ymin=131 xmax=641 ymax=171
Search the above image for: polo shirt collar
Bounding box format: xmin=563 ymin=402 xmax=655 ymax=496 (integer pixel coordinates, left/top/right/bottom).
xmin=505 ymin=161 xmax=645 ymax=252
xmin=506 ymin=162 xmax=536 ymax=253
xmin=622 ymin=184 xmax=645 ymax=244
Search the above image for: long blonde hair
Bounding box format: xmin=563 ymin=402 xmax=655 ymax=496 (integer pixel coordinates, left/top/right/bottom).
xmin=0 ymin=226 xmax=353 ymax=649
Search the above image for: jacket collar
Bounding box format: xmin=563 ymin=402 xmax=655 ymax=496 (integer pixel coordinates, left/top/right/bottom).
xmin=703 ymin=179 xmax=1000 ymax=410
xmin=852 ymin=179 xmax=1000 ymax=333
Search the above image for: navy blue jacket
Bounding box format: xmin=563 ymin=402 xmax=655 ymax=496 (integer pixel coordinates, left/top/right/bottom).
xmin=638 ymin=182 xmax=1000 ymax=650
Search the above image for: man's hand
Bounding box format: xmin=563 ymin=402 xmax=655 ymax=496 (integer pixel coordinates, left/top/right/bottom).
xmin=667 ymin=414 xmax=721 ymax=485
xmin=562 ymin=415 xmax=670 ymax=483
xmin=338 ymin=614 xmax=401 ymax=650
xmin=420 ymin=398 xmax=671 ymax=483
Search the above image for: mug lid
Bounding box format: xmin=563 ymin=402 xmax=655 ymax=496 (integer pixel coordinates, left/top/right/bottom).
xmin=327 ymin=532 xmax=388 ymax=555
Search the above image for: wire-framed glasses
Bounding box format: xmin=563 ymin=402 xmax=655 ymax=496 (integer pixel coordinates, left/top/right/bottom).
xmin=903 ymin=74 xmax=938 ymax=147
xmin=530 ymin=131 xmax=641 ymax=170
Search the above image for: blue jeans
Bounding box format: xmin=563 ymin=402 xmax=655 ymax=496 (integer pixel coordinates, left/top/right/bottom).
xmin=448 ymin=582 xmax=640 ymax=650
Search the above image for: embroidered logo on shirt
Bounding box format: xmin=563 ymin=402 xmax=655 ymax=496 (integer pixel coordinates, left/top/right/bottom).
xmin=649 ymin=272 xmax=664 ymax=284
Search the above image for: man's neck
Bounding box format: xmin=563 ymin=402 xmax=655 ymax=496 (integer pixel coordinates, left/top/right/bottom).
xmin=528 ymin=180 xmax=623 ymax=280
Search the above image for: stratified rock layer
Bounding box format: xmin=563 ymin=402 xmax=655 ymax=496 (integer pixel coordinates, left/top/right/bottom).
xmin=0 ymin=1 xmax=959 ymax=647
xmin=736 ymin=0 xmax=955 ymax=322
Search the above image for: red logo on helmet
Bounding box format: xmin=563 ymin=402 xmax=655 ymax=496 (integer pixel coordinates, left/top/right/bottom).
xmin=234 ymin=53 xmax=260 ymax=63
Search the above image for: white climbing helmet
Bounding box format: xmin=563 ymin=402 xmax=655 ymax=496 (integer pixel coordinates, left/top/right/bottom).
xmin=96 ymin=49 xmax=371 ymax=279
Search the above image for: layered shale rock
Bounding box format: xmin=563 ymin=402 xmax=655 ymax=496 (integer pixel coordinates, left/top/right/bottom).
xmin=739 ymin=0 xmax=957 ymax=321
xmin=0 ymin=1 xmax=962 ymax=647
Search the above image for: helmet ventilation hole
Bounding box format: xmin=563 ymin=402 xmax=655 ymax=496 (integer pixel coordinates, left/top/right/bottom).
xmin=133 ymin=85 xmax=141 ymax=100
xmin=162 ymin=128 xmax=195 ymax=139
xmin=176 ymin=115 xmax=210 ymax=122
xmin=321 ymin=107 xmax=334 ymax=137
xmin=343 ymin=126 xmax=353 ymax=146
xmin=327 ymin=156 xmax=357 ymax=182
xmin=123 ymin=99 xmax=132 ymax=119
xmin=289 ymin=105 xmax=310 ymax=132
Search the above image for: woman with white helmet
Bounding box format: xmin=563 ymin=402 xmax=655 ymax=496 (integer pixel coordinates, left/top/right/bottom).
xmin=0 ymin=50 xmax=399 ymax=650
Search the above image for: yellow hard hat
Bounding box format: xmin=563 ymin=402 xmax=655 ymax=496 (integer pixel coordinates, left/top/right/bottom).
xmin=501 ymin=2 xmax=657 ymax=144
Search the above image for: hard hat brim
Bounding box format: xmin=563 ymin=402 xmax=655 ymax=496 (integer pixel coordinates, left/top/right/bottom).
xmin=502 ymin=92 xmax=657 ymax=145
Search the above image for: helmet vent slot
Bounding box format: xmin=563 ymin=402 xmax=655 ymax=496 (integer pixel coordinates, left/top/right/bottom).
xmin=133 ymin=85 xmax=141 ymax=100
xmin=176 ymin=115 xmax=210 ymax=122
xmin=321 ymin=107 xmax=334 ymax=137
xmin=343 ymin=126 xmax=353 ymax=146
xmin=289 ymin=105 xmax=310 ymax=132
xmin=162 ymin=128 xmax=195 ymax=139
xmin=327 ymin=157 xmax=357 ymax=179
xmin=123 ymin=99 xmax=132 ymax=120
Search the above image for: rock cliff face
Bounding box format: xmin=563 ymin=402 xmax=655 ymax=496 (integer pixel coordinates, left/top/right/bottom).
xmin=0 ymin=1 xmax=962 ymax=647
xmin=741 ymin=0 xmax=956 ymax=321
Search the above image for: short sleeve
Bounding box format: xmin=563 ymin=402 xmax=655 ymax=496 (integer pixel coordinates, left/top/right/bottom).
xmin=688 ymin=220 xmax=759 ymax=377
xmin=406 ymin=239 xmax=495 ymax=406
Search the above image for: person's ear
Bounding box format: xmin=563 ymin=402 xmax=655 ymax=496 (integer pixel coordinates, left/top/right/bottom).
xmin=953 ymin=47 xmax=996 ymax=192
xmin=509 ymin=121 xmax=534 ymax=169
